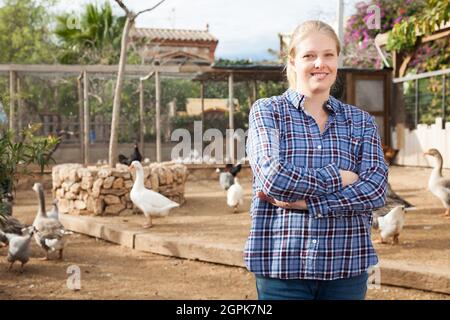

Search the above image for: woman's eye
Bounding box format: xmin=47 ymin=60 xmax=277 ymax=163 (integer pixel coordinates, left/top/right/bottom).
xmin=303 ymin=54 xmax=313 ymax=58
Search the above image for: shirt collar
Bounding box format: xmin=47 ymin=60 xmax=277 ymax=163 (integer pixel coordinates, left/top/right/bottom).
xmin=284 ymin=88 xmax=341 ymax=115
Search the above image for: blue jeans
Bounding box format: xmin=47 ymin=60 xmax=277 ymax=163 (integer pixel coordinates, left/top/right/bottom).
xmin=255 ymin=272 xmax=369 ymax=300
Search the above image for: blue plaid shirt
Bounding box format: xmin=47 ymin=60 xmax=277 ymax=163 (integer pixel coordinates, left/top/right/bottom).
xmin=245 ymin=89 xmax=388 ymax=280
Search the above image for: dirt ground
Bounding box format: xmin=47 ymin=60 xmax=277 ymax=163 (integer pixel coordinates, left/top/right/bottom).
xmin=0 ymin=165 xmax=449 ymax=300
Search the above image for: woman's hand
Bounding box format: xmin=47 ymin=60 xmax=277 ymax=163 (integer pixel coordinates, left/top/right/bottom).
xmin=339 ymin=170 xmax=359 ymax=187
xmin=257 ymin=192 xmax=307 ymax=210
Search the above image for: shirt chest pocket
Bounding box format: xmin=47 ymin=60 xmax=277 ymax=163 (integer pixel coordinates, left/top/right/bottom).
xmin=335 ymin=136 xmax=362 ymax=171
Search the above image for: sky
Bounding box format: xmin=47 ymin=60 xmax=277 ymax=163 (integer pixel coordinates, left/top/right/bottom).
xmin=51 ymin=0 xmax=362 ymax=60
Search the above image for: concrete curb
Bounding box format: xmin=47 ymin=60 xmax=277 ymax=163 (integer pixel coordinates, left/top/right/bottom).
xmin=60 ymin=214 xmax=450 ymax=295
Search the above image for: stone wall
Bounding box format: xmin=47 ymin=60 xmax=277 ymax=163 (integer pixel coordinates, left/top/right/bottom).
xmin=52 ymin=162 xmax=188 ymax=216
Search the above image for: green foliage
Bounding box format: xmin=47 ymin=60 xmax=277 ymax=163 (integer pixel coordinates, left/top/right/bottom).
xmin=54 ymin=1 xmax=126 ymax=64
xmin=0 ymin=0 xmax=57 ymax=63
xmin=0 ymin=124 xmax=59 ymax=210
xmin=387 ymin=0 xmax=450 ymax=52
xmin=343 ymin=0 xmax=425 ymax=68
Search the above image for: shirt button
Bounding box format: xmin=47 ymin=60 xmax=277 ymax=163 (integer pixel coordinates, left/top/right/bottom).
xmin=317 ymin=145 xmax=322 ymax=150
xmin=312 ymin=240 xmax=317 ymax=244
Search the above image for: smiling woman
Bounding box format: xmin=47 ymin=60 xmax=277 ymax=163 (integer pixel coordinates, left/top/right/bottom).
xmin=245 ymin=20 xmax=388 ymax=300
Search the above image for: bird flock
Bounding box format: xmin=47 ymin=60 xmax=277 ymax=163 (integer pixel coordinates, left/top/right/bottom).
xmin=0 ymin=183 xmax=72 ymax=272
xmin=2 ymin=147 xmax=448 ymax=273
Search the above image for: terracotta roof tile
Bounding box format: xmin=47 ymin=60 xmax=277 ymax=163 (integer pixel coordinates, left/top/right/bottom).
xmin=131 ymin=27 xmax=218 ymax=42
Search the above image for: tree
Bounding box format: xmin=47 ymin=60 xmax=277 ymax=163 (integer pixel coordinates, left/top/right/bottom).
xmin=0 ymin=0 xmax=57 ymax=64
xmin=108 ymin=0 xmax=166 ymax=166
xmin=54 ymin=2 xmax=126 ymax=64
xmin=343 ymin=0 xmax=426 ymax=69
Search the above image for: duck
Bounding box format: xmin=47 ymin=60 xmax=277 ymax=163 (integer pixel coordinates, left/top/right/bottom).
xmin=129 ymin=161 xmax=180 ymax=228
xmin=424 ymin=148 xmax=450 ymax=218
xmin=0 ymin=212 xmax=26 ymax=236
xmin=372 ymin=183 xmax=414 ymax=229
xmin=216 ymin=163 xmax=242 ymax=191
xmin=32 ymin=183 xmax=71 ymax=260
xmin=118 ymin=142 xmax=143 ymax=166
xmin=374 ymin=206 xmax=405 ymax=245
xmin=227 ymin=177 xmax=244 ymax=213
xmin=1 ymin=226 xmax=36 ymax=272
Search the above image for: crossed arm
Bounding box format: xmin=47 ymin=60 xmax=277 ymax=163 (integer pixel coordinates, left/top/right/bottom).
xmin=248 ymin=100 xmax=388 ymax=218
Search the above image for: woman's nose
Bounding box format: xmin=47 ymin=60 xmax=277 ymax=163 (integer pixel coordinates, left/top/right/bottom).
xmin=314 ymin=57 xmax=324 ymax=68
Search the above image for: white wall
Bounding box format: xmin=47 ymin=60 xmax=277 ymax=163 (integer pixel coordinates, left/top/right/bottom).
xmin=393 ymin=117 xmax=450 ymax=168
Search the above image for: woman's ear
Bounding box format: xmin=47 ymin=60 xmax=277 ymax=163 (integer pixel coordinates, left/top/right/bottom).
xmin=289 ymin=55 xmax=296 ymax=68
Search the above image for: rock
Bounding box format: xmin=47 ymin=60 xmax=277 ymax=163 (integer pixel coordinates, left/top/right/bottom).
xmin=55 ymin=188 xmax=65 ymax=198
xmin=92 ymin=178 xmax=103 ymax=197
xmin=103 ymin=176 xmax=115 ymax=189
xmin=104 ymin=195 xmax=121 ymax=205
xmin=115 ymin=163 xmax=128 ymax=171
xmin=77 ymin=168 xmax=93 ymax=178
xmin=98 ymin=168 xmax=112 ymax=178
xmin=59 ymin=199 xmax=70 ymax=213
xmin=61 ymin=181 xmax=74 ymax=192
xmin=69 ymin=169 xmax=79 ymax=182
xmin=104 ymin=203 xmax=125 ymax=215
xmin=64 ymin=192 xmax=77 ymax=200
xmin=150 ymin=174 xmax=159 ymax=191
xmin=112 ymin=178 xmax=124 ymax=189
xmin=87 ymin=197 xmax=104 ymax=215
xmin=166 ymin=169 xmax=174 ymax=184
xmin=74 ymin=200 xmax=87 ymax=210
xmin=124 ymin=179 xmax=134 ymax=190
xmin=100 ymin=189 xmax=127 ymax=196
xmin=81 ymin=176 xmax=94 ymax=190
xmin=70 ymin=183 xmax=81 ymax=194
xmin=144 ymin=179 xmax=152 ymax=189
xmin=79 ymin=191 xmax=89 ymax=202
xmin=157 ymin=167 xmax=167 ymax=185
xmin=122 ymin=173 xmax=131 ymax=180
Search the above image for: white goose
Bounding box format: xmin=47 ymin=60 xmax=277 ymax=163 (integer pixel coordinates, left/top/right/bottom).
xmin=32 ymin=183 xmax=70 ymax=260
xmin=374 ymin=206 xmax=405 ymax=245
xmin=424 ymin=148 xmax=450 ymax=218
xmin=227 ymin=177 xmax=244 ymax=213
xmin=129 ymin=161 xmax=180 ymax=228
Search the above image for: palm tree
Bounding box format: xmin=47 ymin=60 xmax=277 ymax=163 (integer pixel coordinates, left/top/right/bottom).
xmin=55 ymin=2 xmax=125 ymax=64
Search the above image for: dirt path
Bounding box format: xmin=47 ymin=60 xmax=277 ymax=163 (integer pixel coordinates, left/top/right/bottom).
xmin=0 ymin=165 xmax=449 ymax=300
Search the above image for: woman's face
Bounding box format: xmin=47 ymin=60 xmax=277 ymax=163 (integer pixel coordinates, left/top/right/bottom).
xmin=290 ymin=33 xmax=338 ymax=95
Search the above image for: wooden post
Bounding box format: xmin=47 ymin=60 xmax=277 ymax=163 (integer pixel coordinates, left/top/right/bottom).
xmin=155 ymin=71 xmax=161 ymax=162
xmin=9 ymin=71 xmax=16 ymax=134
xmin=228 ymin=73 xmax=234 ymax=162
xmin=83 ymin=70 xmax=90 ymax=165
xmin=442 ymin=74 xmax=446 ymax=129
xmin=139 ymin=79 xmax=145 ymax=158
xmin=200 ymin=81 xmax=205 ymax=152
xmin=77 ymin=73 xmax=84 ymax=163
xmin=16 ymin=76 xmax=23 ymax=132
xmin=252 ymin=79 xmax=258 ymax=104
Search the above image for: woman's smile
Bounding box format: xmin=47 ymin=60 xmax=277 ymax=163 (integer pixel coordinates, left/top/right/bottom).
xmin=310 ymin=72 xmax=329 ymax=80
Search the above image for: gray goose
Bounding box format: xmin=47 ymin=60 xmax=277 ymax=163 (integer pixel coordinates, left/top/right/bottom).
xmin=1 ymin=226 xmax=36 ymax=272
xmin=32 ymin=183 xmax=70 ymax=260
xmin=424 ymin=148 xmax=450 ymax=218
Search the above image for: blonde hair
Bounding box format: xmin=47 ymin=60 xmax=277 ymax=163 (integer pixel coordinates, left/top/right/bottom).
xmin=286 ymin=20 xmax=341 ymax=89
